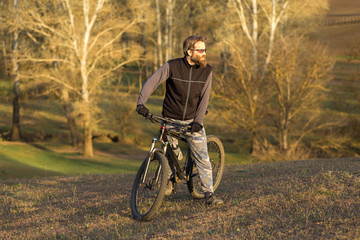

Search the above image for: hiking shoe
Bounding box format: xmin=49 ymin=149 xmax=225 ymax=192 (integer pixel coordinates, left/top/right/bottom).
xmin=205 ymin=193 xmax=224 ymax=205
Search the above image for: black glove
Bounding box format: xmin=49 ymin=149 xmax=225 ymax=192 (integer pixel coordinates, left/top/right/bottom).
xmin=190 ymin=122 xmax=203 ymax=134
xmin=136 ymin=104 xmax=149 ymax=118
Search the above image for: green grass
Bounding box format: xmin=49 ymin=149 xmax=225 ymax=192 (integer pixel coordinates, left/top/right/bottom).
xmin=0 ymin=140 xmax=251 ymax=179
xmin=224 ymin=151 xmax=251 ymax=165
xmin=0 ymin=142 xmax=144 ymax=179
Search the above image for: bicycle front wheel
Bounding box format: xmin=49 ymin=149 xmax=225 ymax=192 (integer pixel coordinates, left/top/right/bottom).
xmin=130 ymin=152 xmax=169 ymax=221
xmin=187 ymin=135 xmax=225 ymax=199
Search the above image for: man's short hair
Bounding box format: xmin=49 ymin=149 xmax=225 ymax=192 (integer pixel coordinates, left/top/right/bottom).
xmin=183 ymin=35 xmax=207 ymax=56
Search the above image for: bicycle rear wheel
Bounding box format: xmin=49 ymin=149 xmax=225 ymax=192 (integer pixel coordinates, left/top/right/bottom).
xmin=130 ymin=152 xmax=169 ymax=220
xmin=187 ymin=135 xmax=225 ymax=199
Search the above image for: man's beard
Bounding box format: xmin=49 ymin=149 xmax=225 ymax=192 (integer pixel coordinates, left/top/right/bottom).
xmin=191 ymin=55 xmax=207 ymax=68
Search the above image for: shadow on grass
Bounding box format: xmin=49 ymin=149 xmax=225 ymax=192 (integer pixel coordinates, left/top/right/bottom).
xmin=0 ymin=142 xmax=142 ymax=179
xmin=27 ymin=143 xmax=54 ymax=152
xmin=0 ymin=152 xmax=62 ymax=179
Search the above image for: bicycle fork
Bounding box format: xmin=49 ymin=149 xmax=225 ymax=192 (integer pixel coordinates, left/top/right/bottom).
xmin=140 ymin=137 xmax=168 ymax=185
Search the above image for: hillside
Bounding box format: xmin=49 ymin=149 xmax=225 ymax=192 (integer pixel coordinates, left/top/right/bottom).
xmin=328 ymin=0 xmax=360 ymax=15
xmin=324 ymin=0 xmax=360 ymax=56
xmin=1 ymin=157 xmax=359 ymax=239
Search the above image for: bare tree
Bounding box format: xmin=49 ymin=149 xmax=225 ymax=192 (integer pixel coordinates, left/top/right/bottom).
xmin=153 ymin=0 xmax=216 ymax=66
xmin=7 ymin=0 xmax=22 ymax=141
xmin=215 ymin=0 xmax=331 ymax=158
xmin=218 ymin=0 xmax=294 ymax=152
xmin=266 ymin=38 xmax=334 ymax=160
xmin=18 ymin=0 xmax=146 ymax=157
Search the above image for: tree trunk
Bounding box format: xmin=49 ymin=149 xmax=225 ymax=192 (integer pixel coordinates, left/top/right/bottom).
xmin=81 ymin=64 xmax=93 ymax=157
xmin=165 ymin=0 xmax=175 ymax=61
xmin=249 ymin=130 xmax=255 ymax=154
xmin=168 ymin=0 xmax=174 ymax=60
xmin=251 ymin=0 xmax=259 ymax=75
xmin=11 ymin=0 xmax=21 ymax=141
xmin=281 ymin=127 xmax=288 ymax=152
xmin=83 ymin=112 xmax=93 ymax=158
xmin=11 ymin=93 xmax=21 ymax=141
xmin=262 ymin=0 xmax=289 ymax=80
xmin=81 ymin=79 xmax=93 ymax=157
xmin=60 ymin=89 xmax=81 ymax=148
xmin=80 ymin=0 xmax=97 ymax=157
xmin=155 ymin=0 xmax=166 ymax=94
xmin=165 ymin=0 xmax=169 ymax=61
xmin=155 ymin=0 xmax=163 ymax=68
xmin=221 ymin=46 xmax=229 ymax=73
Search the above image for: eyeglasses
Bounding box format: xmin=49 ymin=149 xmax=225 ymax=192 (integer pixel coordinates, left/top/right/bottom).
xmin=190 ymin=49 xmax=206 ymax=54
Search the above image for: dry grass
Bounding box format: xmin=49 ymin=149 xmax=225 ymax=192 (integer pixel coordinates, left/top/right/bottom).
xmin=1 ymin=158 xmax=359 ymax=239
xmin=323 ymin=23 xmax=360 ymax=56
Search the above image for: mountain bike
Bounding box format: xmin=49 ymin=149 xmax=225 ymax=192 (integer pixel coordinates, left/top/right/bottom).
xmin=130 ymin=113 xmax=225 ymax=221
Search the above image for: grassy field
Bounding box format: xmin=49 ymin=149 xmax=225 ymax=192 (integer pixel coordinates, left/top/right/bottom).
xmin=0 ymin=92 xmax=251 ymax=180
xmin=1 ymin=157 xmax=359 ymax=239
xmin=0 ymin=141 xmax=147 ymax=179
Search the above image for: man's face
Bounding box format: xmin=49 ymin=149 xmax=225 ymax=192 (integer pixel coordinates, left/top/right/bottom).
xmin=189 ymin=41 xmax=207 ymax=68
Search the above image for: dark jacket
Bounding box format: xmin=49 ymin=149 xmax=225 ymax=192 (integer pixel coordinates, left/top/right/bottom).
xmin=137 ymin=57 xmax=212 ymax=123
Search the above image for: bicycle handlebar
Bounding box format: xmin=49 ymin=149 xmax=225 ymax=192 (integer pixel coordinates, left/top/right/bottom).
xmin=146 ymin=113 xmax=191 ymax=132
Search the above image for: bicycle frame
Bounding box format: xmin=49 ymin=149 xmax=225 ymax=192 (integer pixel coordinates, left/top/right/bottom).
xmin=140 ymin=115 xmax=194 ymax=185
xmin=165 ymin=127 xmax=193 ymax=182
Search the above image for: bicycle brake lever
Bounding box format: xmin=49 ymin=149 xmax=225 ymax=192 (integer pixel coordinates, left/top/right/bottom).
xmin=146 ymin=113 xmax=153 ymax=122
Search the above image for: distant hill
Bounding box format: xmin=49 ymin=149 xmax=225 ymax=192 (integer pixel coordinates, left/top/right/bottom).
xmin=324 ymin=0 xmax=360 ymax=56
xmin=328 ymin=0 xmax=360 ymax=15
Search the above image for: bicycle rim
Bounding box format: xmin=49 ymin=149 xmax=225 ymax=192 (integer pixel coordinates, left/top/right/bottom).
xmin=208 ymin=135 xmax=225 ymax=190
xmin=130 ymin=152 xmax=169 ymax=220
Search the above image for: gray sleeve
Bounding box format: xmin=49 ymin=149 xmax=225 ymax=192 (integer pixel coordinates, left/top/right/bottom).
xmin=137 ymin=62 xmax=170 ymax=105
xmin=194 ymin=71 xmax=212 ymax=124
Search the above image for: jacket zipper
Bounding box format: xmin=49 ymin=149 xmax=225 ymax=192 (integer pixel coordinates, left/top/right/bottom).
xmin=182 ymin=67 xmax=192 ymax=120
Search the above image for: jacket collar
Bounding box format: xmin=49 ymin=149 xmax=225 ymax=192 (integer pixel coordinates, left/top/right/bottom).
xmin=183 ymin=56 xmax=200 ymax=69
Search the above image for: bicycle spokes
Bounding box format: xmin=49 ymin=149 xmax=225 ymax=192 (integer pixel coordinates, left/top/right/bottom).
xmin=132 ymin=155 xmax=168 ymax=219
xmin=208 ymin=141 xmax=221 ymax=177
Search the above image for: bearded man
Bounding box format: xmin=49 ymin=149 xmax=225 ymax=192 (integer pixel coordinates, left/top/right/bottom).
xmin=136 ymin=35 xmax=223 ymax=205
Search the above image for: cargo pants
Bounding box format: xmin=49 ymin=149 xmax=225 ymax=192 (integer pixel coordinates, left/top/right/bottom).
xmin=166 ymin=120 xmax=214 ymax=194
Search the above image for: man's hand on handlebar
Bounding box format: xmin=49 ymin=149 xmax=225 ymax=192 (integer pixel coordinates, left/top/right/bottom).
xmin=190 ymin=122 xmax=203 ymax=134
xmin=136 ymin=104 xmax=149 ymax=118
xmin=138 ymin=111 xmax=203 ymax=134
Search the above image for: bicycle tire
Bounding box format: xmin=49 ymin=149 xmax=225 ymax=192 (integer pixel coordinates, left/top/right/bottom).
xmin=130 ymin=152 xmax=170 ymax=221
xmin=187 ymin=135 xmax=225 ymax=199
